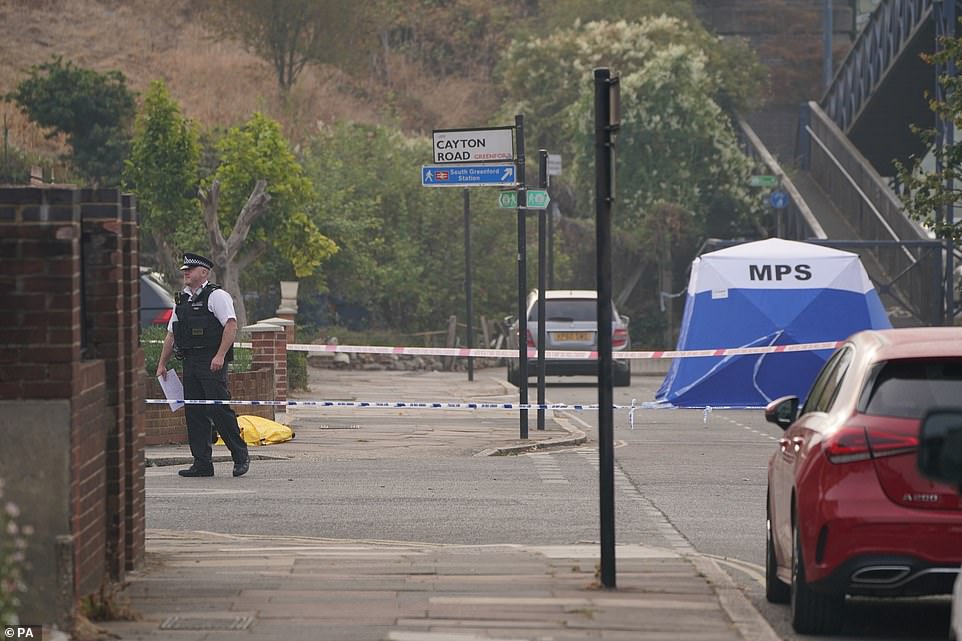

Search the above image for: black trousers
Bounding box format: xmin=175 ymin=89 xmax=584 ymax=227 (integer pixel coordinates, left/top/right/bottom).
xmin=182 ymin=352 xmax=248 ymax=468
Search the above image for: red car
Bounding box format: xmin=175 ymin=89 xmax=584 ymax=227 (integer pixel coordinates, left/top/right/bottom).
xmin=765 ymin=327 xmax=962 ymax=634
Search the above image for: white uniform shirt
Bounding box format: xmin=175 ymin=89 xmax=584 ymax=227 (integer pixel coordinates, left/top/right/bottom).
xmin=166 ymin=281 xmax=237 ymax=332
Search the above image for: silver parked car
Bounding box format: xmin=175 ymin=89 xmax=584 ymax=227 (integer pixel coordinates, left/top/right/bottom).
xmin=505 ymin=289 xmax=631 ymax=387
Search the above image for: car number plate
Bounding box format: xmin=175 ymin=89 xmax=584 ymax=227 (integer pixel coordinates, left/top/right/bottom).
xmin=554 ymin=332 xmax=592 ymax=341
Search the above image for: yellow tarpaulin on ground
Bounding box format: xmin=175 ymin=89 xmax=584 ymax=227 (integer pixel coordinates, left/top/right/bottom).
xmin=215 ymin=415 xmax=295 ymax=446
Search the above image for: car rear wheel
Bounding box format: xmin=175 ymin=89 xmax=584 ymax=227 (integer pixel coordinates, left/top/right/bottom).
xmin=766 ymin=514 xmax=790 ymax=604
xmin=791 ymin=519 xmax=843 ymax=634
xmin=507 ymin=363 xmax=520 ymax=387
xmin=613 ymin=366 xmax=631 ymax=387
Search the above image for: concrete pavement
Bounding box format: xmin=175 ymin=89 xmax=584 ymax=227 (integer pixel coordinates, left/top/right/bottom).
xmin=98 ymin=367 xmax=780 ymax=641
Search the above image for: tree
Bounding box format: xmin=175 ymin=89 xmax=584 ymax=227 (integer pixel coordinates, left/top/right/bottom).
xmin=202 ymin=0 xmax=366 ymax=94
xmin=897 ymin=33 xmax=962 ymax=242
xmin=496 ymin=15 xmax=763 ymax=161
xmin=300 ymin=122 xmax=530 ymax=331
xmin=365 ymin=0 xmax=518 ymax=78
xmin=203 ymin=112 xmax=337 ymax=327
xmin=497 ymin=17 xmax=765 ymax=344
xmin=535 ymin=0 xmax=697 ymax=31
xmin=124 ymin=80 xmax=202 ymax=275
xmin=5 ymin=56 xmax=135 ymax=186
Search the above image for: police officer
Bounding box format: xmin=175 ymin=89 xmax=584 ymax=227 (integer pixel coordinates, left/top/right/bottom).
xmin=156 ymin=253 xmax=250 ymax=477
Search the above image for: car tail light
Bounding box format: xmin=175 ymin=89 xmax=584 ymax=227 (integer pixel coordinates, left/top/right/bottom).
xmin=866 ymin=430 xmax=918 ymax=459
xmin=825 ymin=426 xmax=872 ymax=464
xmin=612 ymin=327 xmax=628 ymax=348
xmin=824 ymin=425 xmax=918 ymax=463
xmin=526 ymin=329 xmax=535 ymax=348
xmin=152 ymin=308 xmax=173 ymax=325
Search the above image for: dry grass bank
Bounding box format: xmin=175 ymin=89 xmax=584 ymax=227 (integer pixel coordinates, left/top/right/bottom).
xmin=0 ymin=0 xmax=497 ymax=158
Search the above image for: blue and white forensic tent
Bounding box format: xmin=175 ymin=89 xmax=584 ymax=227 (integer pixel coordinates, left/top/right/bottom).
xmin=655 ymin=238 xmax=892 ymax=408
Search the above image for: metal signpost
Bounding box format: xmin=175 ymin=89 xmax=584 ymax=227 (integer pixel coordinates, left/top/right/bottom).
xmin=515 ymin=114 xmax=528 ymax=441
xmin=537 ymin=149 xmax=548 ymax=432
xmin=595 ymin=67 xmax=619 ymax=589
xmin=547 ymin=155 xmax=561 ymax=289
xmin=425 ymin=128 xmax=518 ymax=389
xmin=463 ymin=189 xmax=473 ymax=382
xmin=422 ymin=123 xmax=530 ymax=440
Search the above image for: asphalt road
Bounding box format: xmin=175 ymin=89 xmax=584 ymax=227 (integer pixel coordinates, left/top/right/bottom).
xmin=144 ymin=365 xmax=953 ymax=641
xmin=541 ymin=371 xmax=953 ymax=641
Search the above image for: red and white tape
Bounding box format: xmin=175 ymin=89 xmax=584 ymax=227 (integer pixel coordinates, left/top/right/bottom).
xmin=285 ymin=340 xmax=842 ymax=360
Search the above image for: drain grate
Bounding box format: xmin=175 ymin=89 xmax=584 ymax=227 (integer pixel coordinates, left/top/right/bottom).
xmin=160 ymin=615 xmax=255 ymax=630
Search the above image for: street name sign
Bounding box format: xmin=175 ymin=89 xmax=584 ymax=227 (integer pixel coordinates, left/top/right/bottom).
xmin=432 ymin=127 xmax=514 ymax=164
xmin=750 ymin=175 xmax=778 ymax=188
xmin=496 ymin=189 xmax=550 ymax=209
xmin=421 ymin=164 xmax=517 ymax=187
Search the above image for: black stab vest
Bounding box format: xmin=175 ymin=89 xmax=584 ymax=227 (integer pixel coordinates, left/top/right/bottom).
xmin=173 ymin=284 xmax=233 ymax=361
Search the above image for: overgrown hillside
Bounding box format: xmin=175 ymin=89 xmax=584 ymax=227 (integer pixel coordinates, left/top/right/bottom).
xmin=0 ymin=0 xmax=830 ymax=342
xmin=0 ymin=0 xmax=501 ymax=163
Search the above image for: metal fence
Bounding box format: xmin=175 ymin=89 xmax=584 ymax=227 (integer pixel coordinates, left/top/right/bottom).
xmin=822 ymin=0 xmax=932 ymax=132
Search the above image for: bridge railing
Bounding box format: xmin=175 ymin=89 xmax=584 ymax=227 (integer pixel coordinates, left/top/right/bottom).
xmin=799 ymin=101 xmax=944 ymax=324
xmin=823 ymin=0 xmax=932 ymax=132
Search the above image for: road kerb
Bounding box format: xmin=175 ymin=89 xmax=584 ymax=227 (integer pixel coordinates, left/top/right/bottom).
xmin=689 ymin=554 xmax=782 ymax=641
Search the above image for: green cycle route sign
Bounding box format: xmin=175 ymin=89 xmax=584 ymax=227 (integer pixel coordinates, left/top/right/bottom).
xmin=749 ymin=175 xmax=779 ymax=188
xmin=497 ymin=189 xmax=550 ymax=210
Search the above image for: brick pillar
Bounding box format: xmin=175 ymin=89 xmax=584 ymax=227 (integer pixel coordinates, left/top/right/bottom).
xmin=245 ymin=322 xmax=287 ymax=404
xmin=259 ymin=316 xmax=295 ymax=352
xmin=120 ymin=193 xmax=145 ymax=570
xmin=0 ymin=186 xmax=108 ymax=629
xmin=80 ymin=189 xmax=126 ymax=580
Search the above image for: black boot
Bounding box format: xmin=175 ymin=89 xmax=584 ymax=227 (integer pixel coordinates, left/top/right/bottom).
xmin=178 ymin=464 xmax=214 ymax=477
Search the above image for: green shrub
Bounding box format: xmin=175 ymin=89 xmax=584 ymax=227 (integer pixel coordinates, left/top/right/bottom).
xmin=141 ymin=325 xmax=177 ymax=376
xmin=288 ymin=351 xmax=307 ymax=391
xmin=232 ymin=347 xmax=252 ymax=372
xmin=0 ymin=479 xmax=30 ymax=626
xmin=141 ymin=325 xmax=250 ymax=375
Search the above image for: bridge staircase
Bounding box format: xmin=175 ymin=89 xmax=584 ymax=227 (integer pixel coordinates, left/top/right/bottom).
xmin=737 ymin=0 xmax=957 ymax=326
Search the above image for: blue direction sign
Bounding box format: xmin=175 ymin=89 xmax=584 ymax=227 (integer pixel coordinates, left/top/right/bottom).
xmin=769 ymin=191 xmax=789 ymax=209
xmin=421 ymin=164 xmax=516 ymax=188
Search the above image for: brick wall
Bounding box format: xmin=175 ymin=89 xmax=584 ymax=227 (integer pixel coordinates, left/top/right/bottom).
xmin=71 ymin=362 xmax=107 ymax=597
xmin=0 ymin=186 xmax=144 ymax=629
xmin=143 ymin=368 xmax=276 ymax=444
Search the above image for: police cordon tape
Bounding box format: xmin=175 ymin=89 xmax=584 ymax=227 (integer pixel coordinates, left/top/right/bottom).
xmin=281 ymin=339 xmax=842 ymax=360
xmin=141 ymin=399 xmax=724 ymax=430
xmin=163 ymin=339 xmax=844 ymax=361
xmin=143 ymin=399 xmax=656 ymax=410
xmin=146 ymin=340 xmax=837 ymax=423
